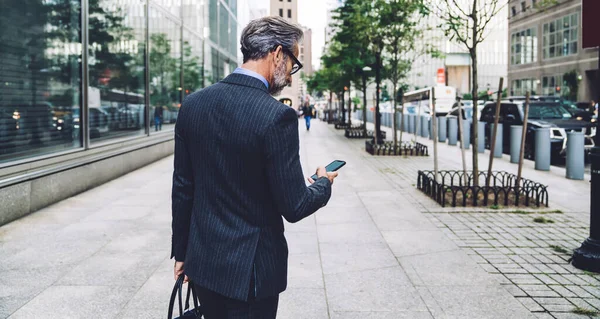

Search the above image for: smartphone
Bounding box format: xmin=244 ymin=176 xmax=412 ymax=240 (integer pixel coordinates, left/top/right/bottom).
xmin=310 ymin=160 xmax=346 ymax=181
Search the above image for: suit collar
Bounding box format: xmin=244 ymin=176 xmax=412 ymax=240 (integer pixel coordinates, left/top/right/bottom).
xmin=221 ymin=73 xmax=269 ymax=93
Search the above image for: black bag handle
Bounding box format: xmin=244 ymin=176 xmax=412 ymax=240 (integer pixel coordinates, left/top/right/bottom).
xmin=184 ymin=281 xmax=200 ymax=312
xmin=168 ymin=275 xmax=185 ymax=319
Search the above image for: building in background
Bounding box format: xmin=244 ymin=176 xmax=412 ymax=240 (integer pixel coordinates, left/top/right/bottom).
xmin=270 ymin=0 xmax=312 ymax=107
xmin=507 ymin=0 xmax=598 ymax=101
xmin=0 ymin=0 xmax=239 ymax=225
xmin=407 ymin=1 xmax=508 ymax=98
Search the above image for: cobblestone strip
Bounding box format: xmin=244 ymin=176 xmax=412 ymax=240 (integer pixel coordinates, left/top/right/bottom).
xmin=426 ymin=211 xmax=600 ymax=318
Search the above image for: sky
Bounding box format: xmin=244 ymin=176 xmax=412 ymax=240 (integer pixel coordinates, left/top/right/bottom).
xmin=254 ymin=0 xmax=336 ymax=70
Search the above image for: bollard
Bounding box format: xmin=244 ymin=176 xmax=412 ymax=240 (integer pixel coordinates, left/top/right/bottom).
xmin=408 ymin=115 xmax=415 ymax=133
xmin=566 ymin=131 xmax=585 ymax=180
xmin=403 ymin=114 xmax=409 ymax=132
xmin=429 ymin=117 xmax=434 ymax=140
xmin=461 ymin=120 xmax=471 ymax=150
xmin=491 ymin=123 xmax=503 ymax=158
xmin=535 ymin=128 xmax=551 ymax=171
xmin=448 ymin=117 xmax=458 ymax=146
xmin=478 ymin=122 xmax=486 ymax=153
xmin=510 ymin=125 xmax=523 ymax=164
xmin=421 ymin=116 xmax=429 ymax=138
xmin=438 ymin=117 xmax=447 ymax=143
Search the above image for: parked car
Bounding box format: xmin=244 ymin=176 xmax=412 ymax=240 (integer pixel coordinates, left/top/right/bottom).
xmin=480 ymin=101 xmax=595 ymax=161
xmin=506 ymin=96 xmax=596 ymax=123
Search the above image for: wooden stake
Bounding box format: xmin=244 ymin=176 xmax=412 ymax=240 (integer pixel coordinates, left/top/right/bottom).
xmin=486 ymin=77 xmax=504 ymax=188
xmin=432 ymin=88 xmax=438 ymax=183
xmin=517 ymin=92 xmax=530 ymax=190
xmin=457 ymin=99 xmax=468 ymax=186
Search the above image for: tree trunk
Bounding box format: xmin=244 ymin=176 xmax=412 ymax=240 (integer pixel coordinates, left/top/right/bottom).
xmin=362 ymin=75 xmax=368 ymax=136
xmin=471 ymin=0 xmax=480 ymax=187
xmin=375 ymin=48 xmax=382 ymax=144
xmin=392 ymin=82 xmax=398 ymax=154
xmin=340 ymin=90 xmax=346 ymax=124
xmin=348 ymin=87 xmax=352 ymax=126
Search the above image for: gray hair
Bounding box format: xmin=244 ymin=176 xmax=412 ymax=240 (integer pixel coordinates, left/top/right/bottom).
xmin=240 ymin=16 xmax=304 ymax=63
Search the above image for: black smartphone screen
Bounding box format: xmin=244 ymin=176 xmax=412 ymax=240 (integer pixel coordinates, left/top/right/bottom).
xmin=310 ymin=160 xmax=346 ymax=181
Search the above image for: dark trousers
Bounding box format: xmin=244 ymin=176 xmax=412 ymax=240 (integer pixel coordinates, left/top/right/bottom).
xmin=194 ymin=277 xmax=279 ymax=319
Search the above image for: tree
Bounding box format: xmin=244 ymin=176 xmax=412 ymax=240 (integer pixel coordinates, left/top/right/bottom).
xmin=433 ymin=0 xmax=507 ymax=186
xmin=150 ymin=33 xmax=177 ymax=108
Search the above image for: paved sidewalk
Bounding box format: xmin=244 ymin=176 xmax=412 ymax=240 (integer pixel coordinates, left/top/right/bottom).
xmin=0 ymin=119 xmax=597 ymax=318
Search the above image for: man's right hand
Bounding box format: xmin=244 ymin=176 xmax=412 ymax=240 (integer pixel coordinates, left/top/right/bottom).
xmin=315 ymin=166 xmax=338 ymax=185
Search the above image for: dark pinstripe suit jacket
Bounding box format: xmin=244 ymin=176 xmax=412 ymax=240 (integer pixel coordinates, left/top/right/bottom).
xmin=171 ymin=73 xmax=332 ymax=301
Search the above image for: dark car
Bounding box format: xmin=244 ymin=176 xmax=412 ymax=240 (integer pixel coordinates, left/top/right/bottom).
xmin=480 ymin=101 xmax=595 ymax=160
xmin=506 ymin=95 xmax=596 ymax=123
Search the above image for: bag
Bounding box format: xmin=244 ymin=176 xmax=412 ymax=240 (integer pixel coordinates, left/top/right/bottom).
xmin=168 ymin=275 xmax=203 ymax=319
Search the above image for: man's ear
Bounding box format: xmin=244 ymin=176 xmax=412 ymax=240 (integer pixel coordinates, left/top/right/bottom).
xmin=272 ymin=45 xmax=283 ymax=64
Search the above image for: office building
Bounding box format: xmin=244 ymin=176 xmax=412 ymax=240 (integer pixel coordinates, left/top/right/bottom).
xmin=507 ymin=0 xmax=599 ymax=101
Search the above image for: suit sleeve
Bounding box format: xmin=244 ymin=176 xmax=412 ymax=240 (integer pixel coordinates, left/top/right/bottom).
xmin=264 ymin=107 xmax=332 ymax=223
xmin=171 ymin=104 xmax=194 ymax=261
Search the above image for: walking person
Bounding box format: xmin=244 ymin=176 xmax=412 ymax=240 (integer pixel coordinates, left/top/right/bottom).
xmin=171 ymin=16 xmax=338 ymax=319
xmin=154 ymin=105 xmax=163 ymax=131
xmin=302 ymin=102 xmax=314 ymax=131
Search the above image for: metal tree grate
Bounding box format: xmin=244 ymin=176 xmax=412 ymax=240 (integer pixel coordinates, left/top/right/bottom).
xmin=417 ymin=170 xmax=549 ymax=208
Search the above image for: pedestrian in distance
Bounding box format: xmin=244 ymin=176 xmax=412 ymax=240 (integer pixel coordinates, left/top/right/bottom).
xmin=301 ymin=102 xmax=314 ymax=131
xmin=154 ymin=106 xmax=163 ymax=131
xmin=592 ymin=98 xmax=598 ymax=116
xmin=171 ymin=16 xmax=339 ymax=319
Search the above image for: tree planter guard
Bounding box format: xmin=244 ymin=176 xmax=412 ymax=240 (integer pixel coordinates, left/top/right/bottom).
xmin=417 ymin=170 xmax=549 ymax=208
xmin=365 ymin=140 xmax=428 ymax=156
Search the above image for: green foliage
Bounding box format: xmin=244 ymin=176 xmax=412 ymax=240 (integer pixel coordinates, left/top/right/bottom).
xmin=549 ymin=245 xmax=569 ymax=254
xmin=533 ymin=217 xmax=554 ymax=224
xmin=572 ymin=307 xmax=599 ymax=316
xmin=462 ymin=93 xmax=473 ymax=100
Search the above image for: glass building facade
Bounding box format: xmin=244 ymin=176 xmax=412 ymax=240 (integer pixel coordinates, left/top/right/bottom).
xmin=0 ymin=0 xmax=238 ymax=165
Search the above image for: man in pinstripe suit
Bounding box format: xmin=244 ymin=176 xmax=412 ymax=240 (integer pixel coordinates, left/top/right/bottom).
xmin=171 ymin=17 xmax=338 ymax=318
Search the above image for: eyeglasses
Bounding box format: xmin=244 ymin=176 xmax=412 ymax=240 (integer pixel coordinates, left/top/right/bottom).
xmin=280 ymin=46 xmax=303 ymax=75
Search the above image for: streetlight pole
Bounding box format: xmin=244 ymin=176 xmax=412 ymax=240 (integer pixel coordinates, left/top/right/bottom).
xmin=571 ymin=48 xmax=600 ymax=272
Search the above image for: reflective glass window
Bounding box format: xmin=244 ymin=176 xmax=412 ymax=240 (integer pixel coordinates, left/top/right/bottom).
xmin=0 ymin=0 xmax=82 ymax=163
xmin=89 ymin=0 xmax=147 ymax=143
xmin=542 ymin=13 xmax=578 ymax=60
xmin=149 ymin=6 xmax=182 ymax=134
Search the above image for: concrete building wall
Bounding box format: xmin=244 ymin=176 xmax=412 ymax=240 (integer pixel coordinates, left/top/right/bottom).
xmin=507 ymin=0 xmax=599 ymax=101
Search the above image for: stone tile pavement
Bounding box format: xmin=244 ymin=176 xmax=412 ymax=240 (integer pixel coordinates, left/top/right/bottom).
xmin=0 ymin=118 xmax=597 ymax=318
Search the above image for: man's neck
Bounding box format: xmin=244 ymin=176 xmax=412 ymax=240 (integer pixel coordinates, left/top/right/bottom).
xmin=240 ymin=61 xmax=270 ymax=83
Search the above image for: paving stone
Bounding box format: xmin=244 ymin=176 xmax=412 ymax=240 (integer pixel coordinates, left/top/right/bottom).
xmin=427 ymin=285 xmax=536 ymax=318
xmin=319 ymin=242 xmax=398 ymax=275
xmin=9 ymin=286 xmax=137 ymax=319
xmin=566 ymin=286 xmax=595 ymax=298
xmin=551 ymin=285 xmax=580 ymax=298
xmin=503 ymin=284 xmax=528 ymax=297
xmin=506 ymin=274 xmax=544 ymax=285
xmin=278 ymin=288 xmax=329 ymax=319
xmin=324 ymin=267 xmax=426 ymax=312
xmin=552 ymin=313 xmax=595 ymax=319
xmin=516 ymin=297 xmax=545 ymax=312
xmin=542 ymin=304 xmax=577 ymax=312
xmin=550 ymin=275 xmax=575 ymax=285
xmin=330 ymin=311 xmax=434 ymax=319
